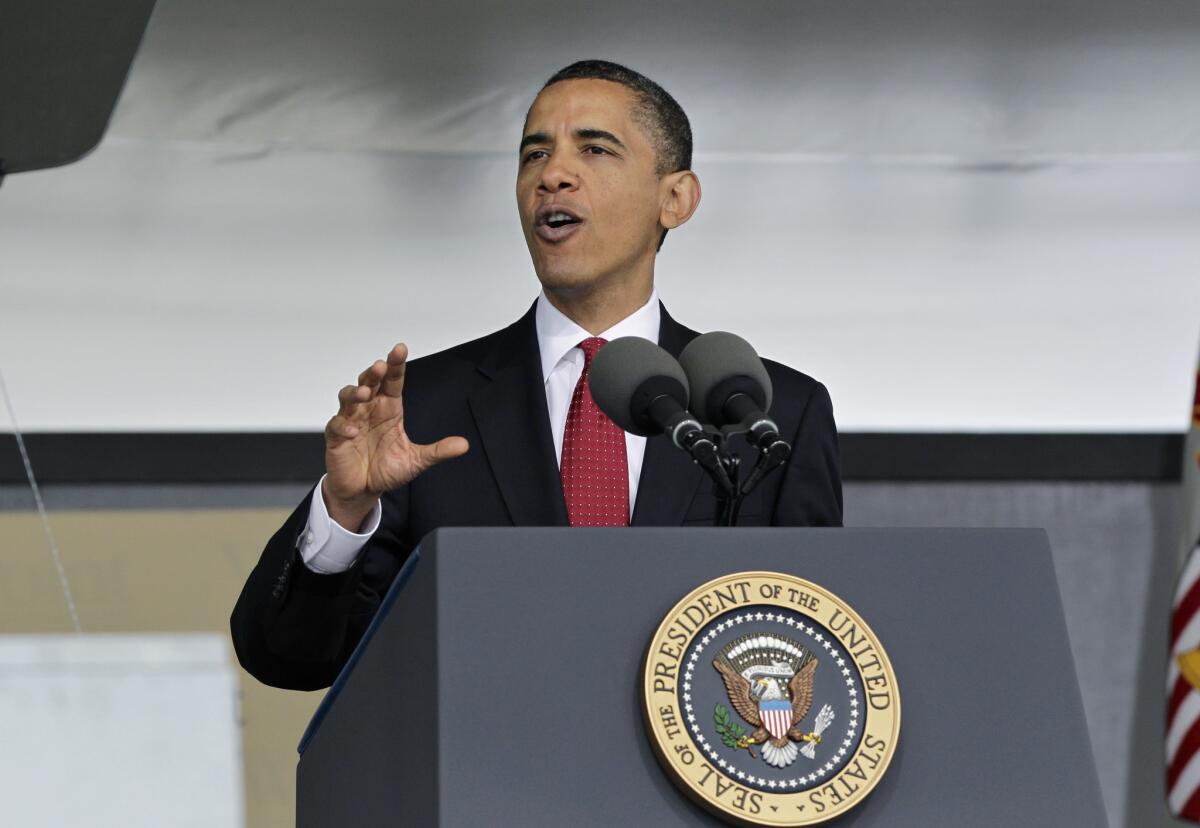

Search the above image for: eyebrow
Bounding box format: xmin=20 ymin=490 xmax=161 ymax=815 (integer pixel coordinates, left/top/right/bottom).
xmin=576 ymin=128 xmax=627 ymax=149
xmin=518 ymin=127 xmax=628 ymax=153
xmin=518 ymin=131 xmax=551 ymax=152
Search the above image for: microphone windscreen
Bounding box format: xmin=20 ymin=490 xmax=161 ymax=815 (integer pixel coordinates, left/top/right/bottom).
xmin=678 ymin=332 xmax=773 ymax=425
xmin=588 ymin=337 xmax=690 ymax=435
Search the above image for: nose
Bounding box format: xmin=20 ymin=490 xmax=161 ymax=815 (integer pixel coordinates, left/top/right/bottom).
xmin=538 ymin=150 xmax=579 ymax=193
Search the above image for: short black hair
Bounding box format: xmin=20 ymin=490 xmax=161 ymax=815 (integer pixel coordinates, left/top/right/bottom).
xmin=539 ymin=59 xmax=692 ymax=176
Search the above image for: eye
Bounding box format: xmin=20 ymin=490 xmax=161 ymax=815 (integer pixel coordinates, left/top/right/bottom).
xmin=522 ymin=149 xmax=548 ymax=164
xmin=584 ymin=145 xmax=611 ymax=156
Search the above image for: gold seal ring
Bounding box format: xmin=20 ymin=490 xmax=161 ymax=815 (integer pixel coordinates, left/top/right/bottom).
xmin=641 ymin=571 xmax=900 ymax=826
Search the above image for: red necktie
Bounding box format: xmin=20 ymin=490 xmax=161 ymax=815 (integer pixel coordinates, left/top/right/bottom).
xmin=560 ymin=337 xmax=630 ymax=527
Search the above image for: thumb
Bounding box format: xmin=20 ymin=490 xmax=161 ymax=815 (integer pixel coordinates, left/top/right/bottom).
xmin=415 ymin=435 xmax=470 ymax=471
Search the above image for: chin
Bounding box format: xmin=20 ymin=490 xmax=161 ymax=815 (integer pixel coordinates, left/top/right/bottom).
xmin=533 ymin=260 xmax=603 ymax=295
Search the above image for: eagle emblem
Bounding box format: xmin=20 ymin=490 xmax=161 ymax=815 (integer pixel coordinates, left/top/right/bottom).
xmin=712 ymin=633 xmax=835 ymax=768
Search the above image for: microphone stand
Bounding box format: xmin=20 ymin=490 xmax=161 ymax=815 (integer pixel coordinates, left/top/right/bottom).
xmin=709 ymin=432 xmax=742 ymax=527
xmin=713 ymin=458 xmax=739 ymax=527
xmin=711 ymin=433 xmax=792 ymax=528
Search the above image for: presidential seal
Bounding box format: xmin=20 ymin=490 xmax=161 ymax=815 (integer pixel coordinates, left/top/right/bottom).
xmin=641 ymin=572 xmax=900 ymax=826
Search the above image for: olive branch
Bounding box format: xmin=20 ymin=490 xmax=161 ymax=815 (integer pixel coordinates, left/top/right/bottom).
xmin=714 ymin=703 xmax=757 ymax=757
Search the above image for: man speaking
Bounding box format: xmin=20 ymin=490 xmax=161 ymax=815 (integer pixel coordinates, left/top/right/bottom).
xmin=231 ymin=60 xmax=843 ymax=690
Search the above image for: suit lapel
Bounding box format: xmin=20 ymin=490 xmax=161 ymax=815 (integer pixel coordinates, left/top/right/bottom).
xmin=468 ymin=305 xmax=569 ymax=527
xmin=631 ymin=304 xmax=707 ymax=526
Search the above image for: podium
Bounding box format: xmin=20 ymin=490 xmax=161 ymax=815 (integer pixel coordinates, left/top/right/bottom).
xmin=296 ymin=528 xmax=1107 ymax=827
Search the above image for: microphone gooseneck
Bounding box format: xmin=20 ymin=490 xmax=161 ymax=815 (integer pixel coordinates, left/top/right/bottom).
xmin=721 ymin=391 xmax=783 ymax=451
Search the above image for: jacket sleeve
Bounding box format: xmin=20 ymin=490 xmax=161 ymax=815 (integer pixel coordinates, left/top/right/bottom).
xmin=770 ymin=381 xmax=844 ymax=528
xmin=229 ymin=485 xmax=412 ymax=690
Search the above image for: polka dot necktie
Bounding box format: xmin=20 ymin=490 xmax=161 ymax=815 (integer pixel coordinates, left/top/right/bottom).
xmin=560 ymin=337 xmax=630 ymax=527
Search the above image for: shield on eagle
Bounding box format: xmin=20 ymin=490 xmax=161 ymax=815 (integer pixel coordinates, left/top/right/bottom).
xmin=759 ymin=698 xmax=793 ymax=741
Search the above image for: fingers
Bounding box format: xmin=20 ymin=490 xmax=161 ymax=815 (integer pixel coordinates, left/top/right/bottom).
xmin=324 ymin=413 xmax=360 ymax=444
xmin=415 ymin=435 xmax=470 ymax=471
xmin=336 ymin=383 xmax=373 ymax=417
xmin=357 ymin=359 xmax=387 ymax=389
xmin=330 ymin=345 xmax=409 ymax=443
xmin=340 ymin=353 xmax=391 ymax=416
xmin=380 ymin=343 xmax=408 ymax=398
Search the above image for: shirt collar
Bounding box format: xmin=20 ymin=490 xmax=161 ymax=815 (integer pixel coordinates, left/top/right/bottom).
xmin=535 ymin=286 xmax=662 ymax=382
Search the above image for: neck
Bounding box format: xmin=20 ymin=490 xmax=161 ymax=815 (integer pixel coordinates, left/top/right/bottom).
xmin=543 ymin=269 xmax=654 ymax=335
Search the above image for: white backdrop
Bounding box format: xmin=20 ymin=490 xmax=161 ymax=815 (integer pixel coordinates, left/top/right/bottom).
xmin=2 ymin=0 xmax=1198 ymax=432
xmin=0 ymin=634 xmax=243 ymax=827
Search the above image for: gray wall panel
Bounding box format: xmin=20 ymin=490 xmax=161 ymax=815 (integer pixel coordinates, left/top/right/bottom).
xmin=846 ymin=481 xmax=1181 ymax=826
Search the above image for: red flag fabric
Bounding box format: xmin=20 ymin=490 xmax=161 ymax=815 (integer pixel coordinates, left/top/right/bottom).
xmin=1168 ymin=358 xmax=1200 ymax=820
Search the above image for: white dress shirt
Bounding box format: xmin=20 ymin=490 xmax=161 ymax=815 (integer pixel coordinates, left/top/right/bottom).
xmin=299 ymin=288 xmax=662 ymax=574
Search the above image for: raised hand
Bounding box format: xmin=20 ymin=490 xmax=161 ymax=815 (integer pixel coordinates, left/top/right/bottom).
xmin=321 ymin=343 xmax=468 ymax=529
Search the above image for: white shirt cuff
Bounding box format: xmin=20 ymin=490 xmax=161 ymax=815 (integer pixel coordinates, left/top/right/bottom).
xmin=298 ymin=475 xmax=383 ymax=574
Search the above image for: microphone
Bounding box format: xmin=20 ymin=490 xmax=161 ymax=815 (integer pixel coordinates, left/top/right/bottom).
xmin=678 ymin=331 xmax=791 ymax=505
xmin=677 ymin=331 xmax=787 ymax=452
xmin=588 ymin=337 xmax=734 ymax=495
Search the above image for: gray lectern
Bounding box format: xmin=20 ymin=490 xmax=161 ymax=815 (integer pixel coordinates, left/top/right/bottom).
xmin=296 ymin=528 xmax=1107 ymax=827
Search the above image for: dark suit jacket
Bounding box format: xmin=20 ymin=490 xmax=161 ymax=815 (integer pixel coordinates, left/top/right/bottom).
xmin=230 ymin=303 xmax=842 ymax=689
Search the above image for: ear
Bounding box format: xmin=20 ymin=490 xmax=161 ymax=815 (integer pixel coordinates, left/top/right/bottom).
xmin=658 ymin=169 xmax=702 ymax=231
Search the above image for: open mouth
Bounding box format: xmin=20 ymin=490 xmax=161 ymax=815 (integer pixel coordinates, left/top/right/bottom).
xmin=535 ymin=206 xmax=585 ymax=242
xmin=545 ymin=212 xmax=581 ymax=229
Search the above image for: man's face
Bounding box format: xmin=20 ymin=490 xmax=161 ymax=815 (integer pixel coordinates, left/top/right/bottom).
xmin=516 ymin=79 xmax=665 ymax=295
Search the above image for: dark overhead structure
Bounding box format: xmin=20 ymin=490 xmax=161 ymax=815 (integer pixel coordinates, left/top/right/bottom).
xmin=0 ymin=0 xmax=156 ymax=183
